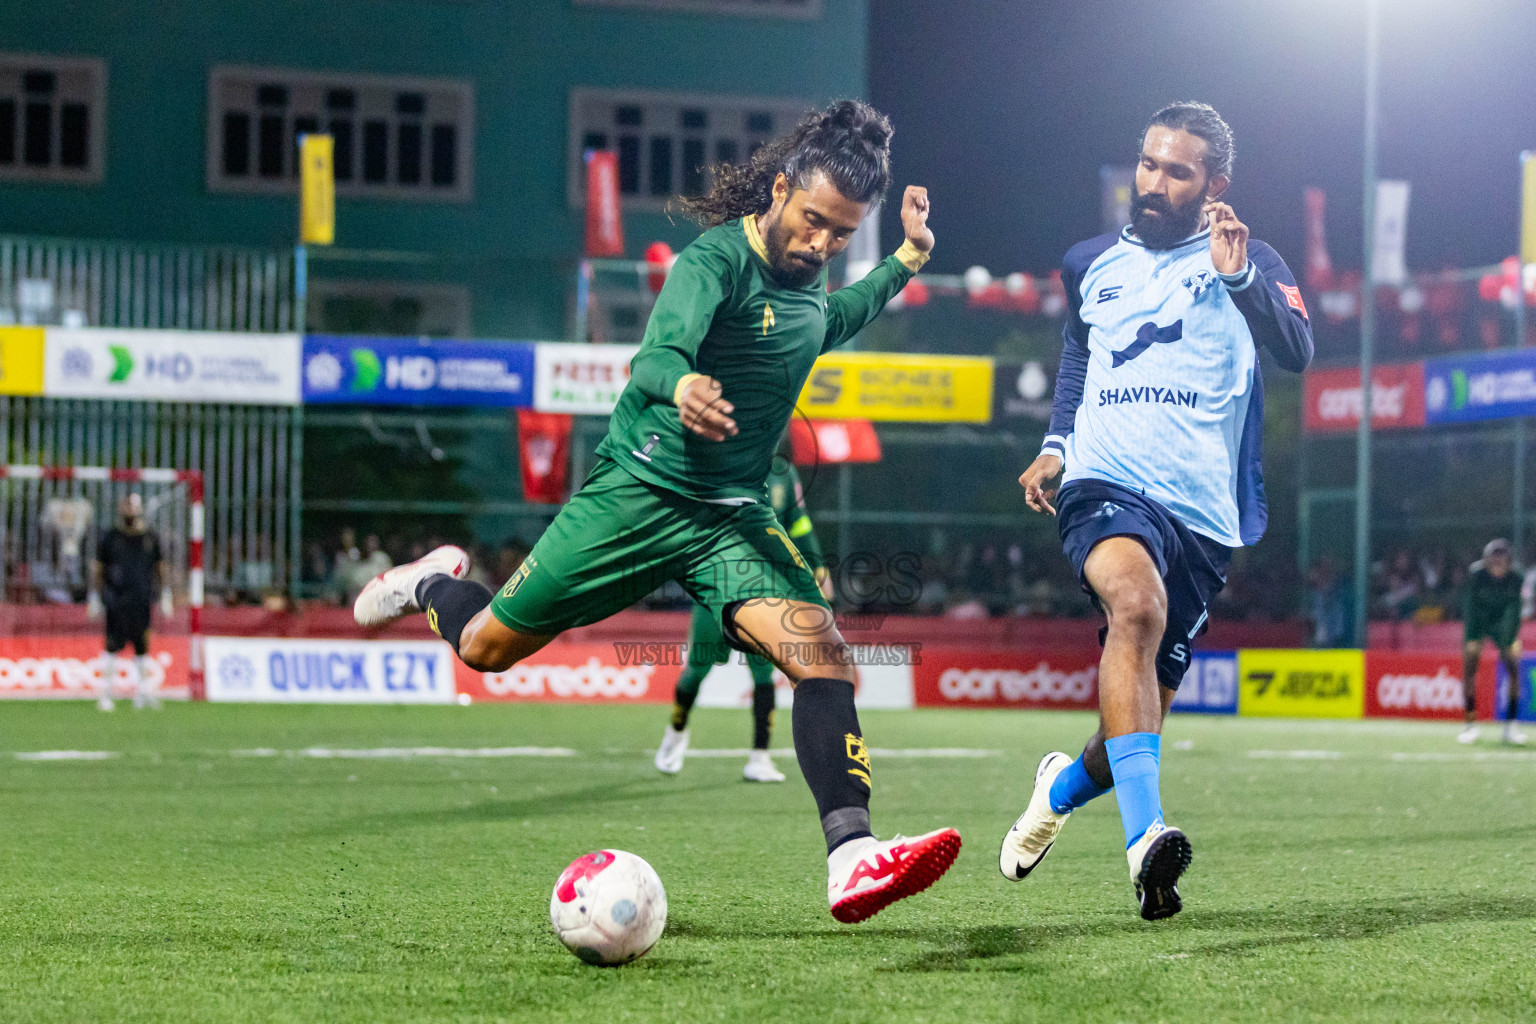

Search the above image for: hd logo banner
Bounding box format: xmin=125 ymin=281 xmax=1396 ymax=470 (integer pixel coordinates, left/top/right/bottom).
xmin=798 ymin=352 xmax=993 ymax=423
xmin=303 ymin=335 xmax=534 ymax=407
xmin=44 ymin=328 xmax=301 ymax=405
xmin=1238 ymin=649 xmax=1365 ymax=719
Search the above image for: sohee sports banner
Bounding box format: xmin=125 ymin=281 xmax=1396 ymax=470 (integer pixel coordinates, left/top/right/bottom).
xmin=798 ymin=352 xmax=993 ymax=423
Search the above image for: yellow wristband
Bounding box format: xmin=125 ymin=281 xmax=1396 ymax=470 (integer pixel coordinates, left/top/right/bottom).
xmin=895 ymin=239 xmax=930 ymax=272
xmin=672 ymin=372 xmax=704 ymax=406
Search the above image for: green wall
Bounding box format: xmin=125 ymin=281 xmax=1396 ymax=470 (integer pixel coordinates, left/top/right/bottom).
xmin=0 ymin=0 xmax=869 ymax=336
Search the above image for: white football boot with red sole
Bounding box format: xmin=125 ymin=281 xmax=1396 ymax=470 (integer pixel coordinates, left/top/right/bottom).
xmin=352 ymin=545 xmax=470 ymax=628
xmin=827 ymin=827 xmax=962 ymax=924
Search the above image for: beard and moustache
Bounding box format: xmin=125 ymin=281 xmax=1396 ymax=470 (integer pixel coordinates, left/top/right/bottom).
xmin=762 ymin=211 xmax=827 ymax=288
xmin=1129 ymin=184 xmax=1207 ymax=250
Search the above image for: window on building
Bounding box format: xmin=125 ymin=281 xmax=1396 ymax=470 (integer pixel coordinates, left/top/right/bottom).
xmin=208 ymin=67 xmax=473 ymax=201
xmin=0 ymin=54 xmax=105 ymax=184
xmin=573 ymin=0 xmax=820 ymax=17
xmin=568 ymin=89 xmax=808 ymax=212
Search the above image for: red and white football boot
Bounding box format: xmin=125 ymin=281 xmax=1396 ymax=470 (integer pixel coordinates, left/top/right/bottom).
xmin=826 ymin=827 xmax=962 ymax=924
xmin=352 ymin=545 xmax=470 ymax=628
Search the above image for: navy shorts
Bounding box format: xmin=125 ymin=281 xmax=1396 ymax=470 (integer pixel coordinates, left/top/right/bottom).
xmin=1057 ymin=479 xmax=1232 ymax=690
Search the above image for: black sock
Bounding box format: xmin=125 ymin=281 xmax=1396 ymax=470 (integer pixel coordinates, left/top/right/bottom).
xmin=1507 ymin=664 xmax=1521 ymax=723
xmin=752 ymin=683 xmax=776 ymax=749
xmin=671 ymin=662 xmax=708 ymax=730
xmin=791 ymin=676 xmax=872 ymax=853
xmin=416 ymin=575 xmax=493 ymax=657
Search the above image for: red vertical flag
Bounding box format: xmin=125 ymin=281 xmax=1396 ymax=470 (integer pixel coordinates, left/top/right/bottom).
xmin=1303 ymin=187 xmax=1333 ymax=291
xmin=516 ymin=409 xmax=573 ymax=504
xmin=584 ymin=150 xmax=624 ymax=258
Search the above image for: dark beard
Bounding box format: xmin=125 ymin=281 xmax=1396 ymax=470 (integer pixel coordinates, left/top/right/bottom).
xmin=762 ymin=214 xmax=825 ymax=288
xmin=1130 ymin=186 xmax=1205 ymax=250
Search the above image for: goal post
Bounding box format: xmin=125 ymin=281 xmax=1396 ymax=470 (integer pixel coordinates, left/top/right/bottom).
xmin=0 ymin=465 xmax=206 ymax=700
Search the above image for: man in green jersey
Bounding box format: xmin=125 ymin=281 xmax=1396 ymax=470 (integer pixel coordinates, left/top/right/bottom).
xmin=1458 ymin=538 xmax=1526 ymax=745
xmin=655 ymin=443 xmax=832 ymax=782
xmin=355 ymin=101 xmax=960 ymax=924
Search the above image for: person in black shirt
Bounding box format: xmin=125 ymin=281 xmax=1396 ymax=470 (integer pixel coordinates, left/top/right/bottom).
xmin=1458 ymin=538 xmax=1525 ymax=745
xmin=89 ymin=494 xmax=165 ymax=710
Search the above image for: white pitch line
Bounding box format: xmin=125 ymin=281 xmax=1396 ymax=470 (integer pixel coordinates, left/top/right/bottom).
xmin=677 ymin=747 xmax=999 ymax=759
xmin=232 ymin=746 xmax=578 ymax=759
xmin=1246 ymin=749 xmax=1342 ymax=759
xmin=13 ymin=750 xmax=120 ymax=761
xmin=1390 ymin=750 xmax=1536 ymax=762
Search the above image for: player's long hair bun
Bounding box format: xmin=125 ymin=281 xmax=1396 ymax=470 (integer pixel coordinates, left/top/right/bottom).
xmin=678 ymin=99 xmax=893 ymax=227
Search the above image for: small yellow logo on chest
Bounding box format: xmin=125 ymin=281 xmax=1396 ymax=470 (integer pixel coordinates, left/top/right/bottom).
xmin=761 ymin=302 xmax=776 ymax=335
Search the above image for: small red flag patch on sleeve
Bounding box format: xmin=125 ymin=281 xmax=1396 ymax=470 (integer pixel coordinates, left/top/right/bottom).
xmin=1278 ymin=282 xmax=1308 ymax=318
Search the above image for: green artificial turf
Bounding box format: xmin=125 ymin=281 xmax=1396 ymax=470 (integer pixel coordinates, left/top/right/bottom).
xmin=2 ymin=702 xmax=1534 ymax=1022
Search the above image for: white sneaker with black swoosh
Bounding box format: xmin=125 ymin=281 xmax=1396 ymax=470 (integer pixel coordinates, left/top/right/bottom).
xmin=998 ymin=751 xmax=1073 ymax=881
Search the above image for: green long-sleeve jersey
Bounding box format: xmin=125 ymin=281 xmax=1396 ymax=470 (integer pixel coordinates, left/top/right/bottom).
xmin=767 ymin=460 xmax=824 ymax=571
xmin=595 ymin=215 xmax=926 ymax=503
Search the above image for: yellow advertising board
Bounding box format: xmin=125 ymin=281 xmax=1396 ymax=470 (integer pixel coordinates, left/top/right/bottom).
xmin=1522 ymin=152 xmax=1536 ymax=268
xmin=1237 ymin=648 xmax=1365 ymax=719
xmin=0 ymin=327 xmax=45 ymax=395
xmin=797 ymin=352 xmax=993 ymax=423
xmin=299 ymin=133 xmax=335 ymax=246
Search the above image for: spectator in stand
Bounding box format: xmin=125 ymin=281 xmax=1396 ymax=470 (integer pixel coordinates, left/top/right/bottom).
xmin=1377 ymin=550 xmax=1422 ymax=621
xmin=1303 ymin=557 xmax=1353 ymax=648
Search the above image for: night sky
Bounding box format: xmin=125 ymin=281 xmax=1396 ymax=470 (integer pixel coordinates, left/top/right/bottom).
xmin=869 ymin=0 xmax=1536 ymax=279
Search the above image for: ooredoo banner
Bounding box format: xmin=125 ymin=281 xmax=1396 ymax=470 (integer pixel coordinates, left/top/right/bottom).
xmin=205 ymin=637 xmax=456 ymax=703
xmin=1302 ymin=362 xmax=1425 ymax=434
xmin=1365 ymin=651 xmax=1485 ymax=720
xmin=45 ymin=328 xmax=301 ymax=405
xmin=0 ymin=635 xmax=189 ymax=699
xmin=912 ymin=648 xmax=1098 ymax=710
xmin=456 ymin=642 xmax=679 ymax=704
xmin=1238 ymin=648 xmax=1365 ymax=719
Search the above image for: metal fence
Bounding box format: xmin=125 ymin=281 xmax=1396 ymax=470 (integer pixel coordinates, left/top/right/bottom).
xmin=0 ymin=235 xmax=296 ymax=332
xmin=0 ymin=398 xmax=297 ymax=598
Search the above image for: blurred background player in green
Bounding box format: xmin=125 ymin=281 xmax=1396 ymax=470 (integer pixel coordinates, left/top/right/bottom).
xmin=656 ymin=439 xmax=833 ymax=782
xmin=1459 ymin=538 xmax=1526 ymax=745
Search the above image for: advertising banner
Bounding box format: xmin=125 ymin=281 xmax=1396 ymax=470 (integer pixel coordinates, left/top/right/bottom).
xmin=1302 ymin=362 xmax=1425 ymax=433
xmin=0 ymin=635 xmax=189 ymax=699
xmin=204 ymin=637 xmax=456 ymax=704
xmin=45 ymin=328 xmax=301 ymax=405
xmin=993 ymin=361 xmax=1055 ymax=421
xmin=1425 ymin=349 xmax=1536 ymax=425
xmin=912 ymin=648 xmax=1099 ymax=710
xmin=456 ymin=642 xmax=679 ymax=704
xmin=1169 ymin=650 xmax=1238 ymax=714
xmin=302 ymin=335 xmax=534 ymax=407
xmin=533 ymin=342 xmax=638 ymax=415
xmin=1365 ymin=651 xmax=1486 ymax=720
xmin=0 ymin=327 xmax=45 ymax=395
xmin=516 ymin=409 xmax=573 ymax=503
xmin=1237 ymin=648 xmax=1365 ymax=719
xmin=584 ymin=150 xmax=624 ymax=258
xmin=787 ymin=418 xmax=881 ymax=465
xmin=299 ymin=133 xmax=335 ymax=246
xmin=798 ymin=352 xmax=993 ymax=423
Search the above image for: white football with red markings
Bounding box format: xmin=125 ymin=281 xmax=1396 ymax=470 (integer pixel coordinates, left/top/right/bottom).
xmin=549 ymin=849 xmax=667 ymax=966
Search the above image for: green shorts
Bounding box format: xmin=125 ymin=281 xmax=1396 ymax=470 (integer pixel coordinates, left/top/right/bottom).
xmin=1466 ymin=613 xmax=1519 ymax=650
xmin=492 ymin=458 xmax=827 ymax=642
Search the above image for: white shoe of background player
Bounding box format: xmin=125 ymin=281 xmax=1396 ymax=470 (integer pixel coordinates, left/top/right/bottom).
xmin=96 ymin=696 xmax=114 ymax=712
xmin=742 ymin=749 xmax=786 ymax=783
xmin=1504 ymin=722 xmax=1528 ymax=745
xmin=655 ymin=725 xmax=689 ymax=774
xmin=1456 ymin=723 xmax=1480 ymax=744
xmin=999 ymin=751 xmax=1073 ymax=880
xmin=353 ymin=545 xmax=470 ymax=628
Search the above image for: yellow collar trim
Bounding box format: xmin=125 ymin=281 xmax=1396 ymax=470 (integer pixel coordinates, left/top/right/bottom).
xmin=743 ymin=215 xmax=771 ymax=264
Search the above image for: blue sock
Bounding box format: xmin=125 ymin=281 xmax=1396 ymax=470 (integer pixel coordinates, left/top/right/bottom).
xmin=1105 ymin=732 xmax=1163 ymax=848
xmin=1048 ymin=755 xmax=1111 ymax=814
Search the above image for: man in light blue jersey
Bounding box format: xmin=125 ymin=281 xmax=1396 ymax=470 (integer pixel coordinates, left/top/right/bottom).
xmin=998 ymin=103 xmax=1313 ymax=920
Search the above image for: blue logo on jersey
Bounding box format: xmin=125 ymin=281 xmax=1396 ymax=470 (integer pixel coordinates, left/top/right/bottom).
xmin=1182 ymin=271 xmax=1215 ymax=299
xmin=1097 ymin=286 xmax=1123 ymax=304
xmin=1110 ymin=319 xmax=1184 ymax=368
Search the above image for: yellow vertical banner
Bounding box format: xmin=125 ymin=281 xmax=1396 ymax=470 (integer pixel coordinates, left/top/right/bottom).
xmin=299 ymin=134 xmax=335 ymax=246
xmin=1522 ymin=151 xmax=1536 ymax=267
xmin=0 ymin=327 xmax=45 ymax=395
